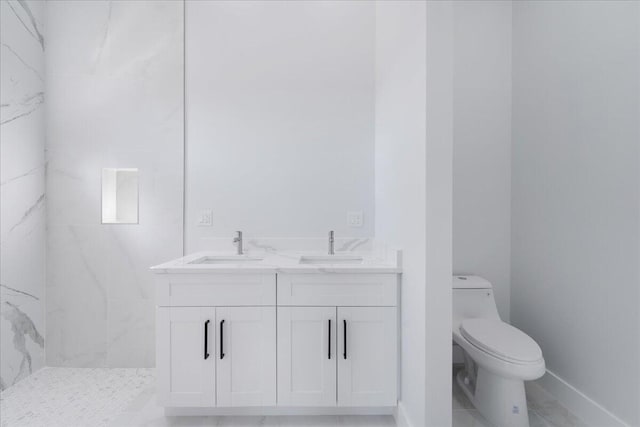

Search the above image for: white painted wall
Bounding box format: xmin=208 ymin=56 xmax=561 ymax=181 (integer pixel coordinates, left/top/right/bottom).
xmin=185 ymin=0 xmax=375 ymax=251
xmin=0 ymin=0 xmax=46 ymax=390
xmin=424 ymin=2 xmax=454 ymax=425
xmin=511 ymin=1 xmax=640 ymax=425
xmin=374 ymin=3 xmax=427 ymax=424
xmin=453 ymin=1 xmax=512 ymax=321
xmin=375 ymin=2 xmax=453 ymax=425
xmin=45 ymin=0 xmax=184 ymax=368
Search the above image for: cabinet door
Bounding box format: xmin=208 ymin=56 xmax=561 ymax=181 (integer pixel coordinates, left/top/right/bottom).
xmin=277 ymin=307 xmax=337 ymax=406
xmin=337 ymin=307 xmax=397 ymax=407
xmin=157 ymin=307 xmax=216 ymax=407
xmin=216 ymin=307 xmax=276 ymax=407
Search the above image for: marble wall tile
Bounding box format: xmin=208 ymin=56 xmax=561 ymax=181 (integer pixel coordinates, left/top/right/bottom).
xmin=194 ymin=237 xmax=374 ymax=254
xmin=106 ymin=297 xmax=155 ymax=368
xmin=0 ymin=0 xmax=46 ymax=390
xmin=46 ymin=225 xmax=109 ymax=366
xmin=46 ymin=0 xmax=184 ymax=368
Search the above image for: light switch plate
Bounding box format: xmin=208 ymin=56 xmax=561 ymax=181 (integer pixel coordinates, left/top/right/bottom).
xmin=347 ymin=211 xmax=364 ymax=227
xmin=197 ymin=209 xmax=213 ymax=227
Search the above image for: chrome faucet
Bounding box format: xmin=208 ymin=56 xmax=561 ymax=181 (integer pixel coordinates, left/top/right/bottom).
xmin=233 ymin=231 xmax=243 ymax=255
xmin=328 ymin=230 xmax=335 ymax=255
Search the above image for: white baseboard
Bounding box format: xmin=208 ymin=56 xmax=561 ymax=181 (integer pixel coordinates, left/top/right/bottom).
xmin=165 ymin=406 xmax=395 ymax=417
xmin=394 ymin=401 xmax=414 ymax=427
xmin=537 ymin=369 xmax=630 ymax=427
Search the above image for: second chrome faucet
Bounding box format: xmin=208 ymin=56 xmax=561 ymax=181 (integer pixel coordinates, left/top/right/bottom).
xmin=233 ymin=231 xmax=243 ymax=255
xmin=328 ymin=230 xmax=335 ymax=255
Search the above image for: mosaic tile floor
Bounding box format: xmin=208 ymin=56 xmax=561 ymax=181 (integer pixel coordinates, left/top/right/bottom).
xmin=0 ymin=368 xmax=154 ymax=427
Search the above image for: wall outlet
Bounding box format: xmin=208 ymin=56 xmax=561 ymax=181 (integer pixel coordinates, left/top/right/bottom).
xmin=347 ymin=211 xmax=364 ymax=227
xmin=197 ymin=209 xmax=213 ymax=226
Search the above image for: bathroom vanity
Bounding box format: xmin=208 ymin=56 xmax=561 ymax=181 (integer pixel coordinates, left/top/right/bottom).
xmin=151 ymin=245 xmax=401 ymax=416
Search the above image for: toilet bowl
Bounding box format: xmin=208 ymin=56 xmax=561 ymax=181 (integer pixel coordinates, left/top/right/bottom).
xmin=453 ymin=275 xmax=545 ymax=427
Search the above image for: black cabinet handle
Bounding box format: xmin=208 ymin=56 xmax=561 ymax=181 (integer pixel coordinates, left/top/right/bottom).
xmin=204 ymin=320 xmax=210 ymax=360
xmin=328 ymin=319 xmax=332 ymax=359
xmin=343 ymin=319 xmax=347 ymax=360
xmin=220 ymin=319 xmax=225 ymax=359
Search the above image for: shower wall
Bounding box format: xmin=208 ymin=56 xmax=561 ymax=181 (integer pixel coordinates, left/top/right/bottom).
xmin=0 ymin=0 xmax=47 ymax=390
xmin=45 ymin=0 xmax=184 ymax=368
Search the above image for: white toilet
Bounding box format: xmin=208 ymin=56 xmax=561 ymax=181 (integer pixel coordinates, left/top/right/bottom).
xmin=452 ymin=275 xmax=545 ymax=427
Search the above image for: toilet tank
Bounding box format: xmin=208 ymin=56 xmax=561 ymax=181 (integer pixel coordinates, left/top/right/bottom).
xmin=452 ymin=275 xmax=501 ymax=327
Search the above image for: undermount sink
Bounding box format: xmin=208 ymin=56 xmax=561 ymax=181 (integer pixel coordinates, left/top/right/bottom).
xmin=299 ymin=255 xmax=364 ymax=265
xmin=189 ymin=255 xmax=265 ymax=265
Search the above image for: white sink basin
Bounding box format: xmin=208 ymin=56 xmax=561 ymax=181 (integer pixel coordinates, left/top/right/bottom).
xmin=189 ymin=255 xmax=265 ymax=265
xmin=299 ymin=255 xmax=363 ymax=265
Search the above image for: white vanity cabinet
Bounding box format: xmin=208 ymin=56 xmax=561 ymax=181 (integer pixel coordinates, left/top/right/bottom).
xmin=156 ymin=273 xmax=277 ymax=408
xmin=155 ymin=270 xmax=399 ymax=413
xmin=215 ymin=307 xmax=276 ymax=407
xmin=157 ymin=305 xmax=277 ymax=407
xmin=277 ymin=306 xmax=397 ymax=407
xmin=277 ymin=306 xmax=337 ymax=406
xmin=336 ymin=306 xmax=397 ymax=407
xmin=157 ymin=307 xmax=216 ymax=407
xmin=276 ymin=274 xmax=398 ymax=408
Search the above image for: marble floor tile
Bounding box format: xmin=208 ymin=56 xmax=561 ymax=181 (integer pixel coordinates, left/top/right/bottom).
xmin=452 ymin=367 xmax=587 ymax=427
xmin=266 ymin=416 xmax=338 ymax=427
xmin=525 ymin=382 xmax=588 ymax=427
xmin=336 ymin=416 xmax=395 ymax=427
xmin=452 ymin=409 xmax=492 ymax=427
xmin=452 ymin=408 xmax=554 ymax=427
xmin=112 ymin=393 xmax=395 ymax=427
xmin=529 ymin=412 xmax=554 ymax=427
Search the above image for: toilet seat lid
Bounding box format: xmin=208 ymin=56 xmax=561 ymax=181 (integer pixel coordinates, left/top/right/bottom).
xmin=460 ymin=319 xmax=543 ymax=364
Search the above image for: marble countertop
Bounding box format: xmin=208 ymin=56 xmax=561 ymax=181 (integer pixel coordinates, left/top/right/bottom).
xmin=150 ymin=250 xmax=402 ymax=274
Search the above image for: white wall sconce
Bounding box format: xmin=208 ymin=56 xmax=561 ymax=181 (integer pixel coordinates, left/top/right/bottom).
xmin=101 ymin=168 xmax=139 ymax=224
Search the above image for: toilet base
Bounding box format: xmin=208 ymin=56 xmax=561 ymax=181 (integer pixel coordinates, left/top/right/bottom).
xmin=457 ymin=368 xmax=530 ymax=427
